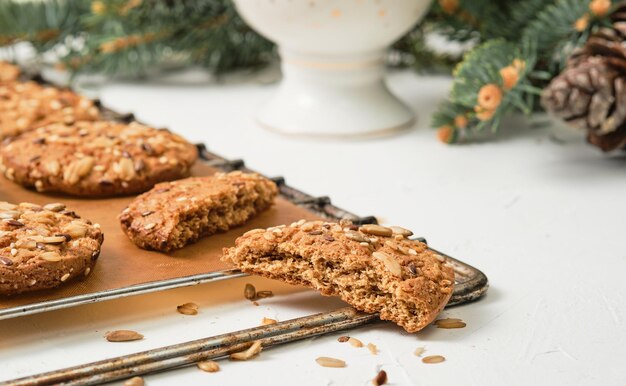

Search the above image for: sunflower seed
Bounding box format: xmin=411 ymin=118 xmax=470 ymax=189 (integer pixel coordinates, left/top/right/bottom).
xmin=177 ymin=302 xmax=199 ymax=315
xmin=261 ymin=317 xmax=277 ymax=325
xmin=105 ymin=330 xmax=144 ymax=342
xmin=244 ymin=283 xmax=256 ymax=300
xmin=315 ymin=357 xmax=346 ymax=368
xmin=414 ymin=347 xmax=426 ymax=357
xmin=197 ymin=360 xmax=220 ymax=373
xmin=42 ymin=236 xmax=66 ymax=244
xmin=372 ymin=251 xmax=402 ymax=276
xmin=230 ymin=340 xmax=262 ymax=360
xmin=63 ymin=156 xmax=94 ymax=185
xmin=4 ymin=219 xmax=24 ymax=227
xmin=256 ymin=290 xmax=273 ymax=299
xmin=373 ymin=370 xmax=387 ymax=386
xmin=0 ymin=211 xmax=20 ymax=220
xmin=60 ymin=273 xmax=70 ymax=282
xmin=0 ymin=256 xmax=13 ymax=266
xmin=64 ymin=221 xmax=87 ymax=238
xmin=367 ymin=343 xmax=378 ymax=355
xmin=40 ymin=251 xmax=62 ymax=262
xmin=345 ymin=231 xmax=369 ymax=243
xmin=144 ymin=223 xmax=156 ymax=230
xmin=348 ymin=337 xmax=363 ymax=348
xmin=434 ymin=318 xmax=466 ymax=329
xmin=42 ymin=203 xmax=65 ymax=213
xmin=422 ymin=355 xmax=445 ymax=364
xmin=123 ymin=376 xmax=144 ymax=386
xmin=389 ymin=226 xmax=413 ymax=237
xmin=359 ymin=224 xmax=392 ymax=237
xmin=337 ymin=336 xmax=350 ymax=343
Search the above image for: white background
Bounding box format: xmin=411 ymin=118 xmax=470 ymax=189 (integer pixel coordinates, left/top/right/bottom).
xmin=1 ymin=68 xmax=625 ymax=385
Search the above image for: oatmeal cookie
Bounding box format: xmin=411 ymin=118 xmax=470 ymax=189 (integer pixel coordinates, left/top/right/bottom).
xmin=0 ymin=81 xmax=100 ymax=139
xmin=119 ymin=171 xmax=278 ymax=252
xmin=0 ymin=201 xmax=104 ymax=296
xmin=0 ymin=61 xmax=20 ymax=83
xmin=0 ymin=120 xmax=198 ymax=196
xmin=222 ymin=221 xmax=455 ymax=333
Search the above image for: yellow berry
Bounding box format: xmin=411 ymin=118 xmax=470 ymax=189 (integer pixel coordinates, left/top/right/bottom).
xmin=477 ymin=84 xmax=503 ymax=111
xmin=454 ymin=115 xmax=468 ymax=129
xmin=500 ymin=66 xmax=520 ymax=91
xmin=437 ymin=126 xmax=457 ymax=144
xmin=575 ymin=14 xmax=590 ymax=31
xmin=590 ymin=0 xmax=611 ymax=17
xmin=91 ymin=1 xmax=106 ymax=14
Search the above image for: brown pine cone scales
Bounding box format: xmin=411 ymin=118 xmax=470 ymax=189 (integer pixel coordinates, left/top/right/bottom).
xmin=0 ymin=120 xmax=198 ymax=197
xmin=542 ymin=4 xmax=626 ymax=152
xmin=222 ymin=221 xmax=455 ymax=333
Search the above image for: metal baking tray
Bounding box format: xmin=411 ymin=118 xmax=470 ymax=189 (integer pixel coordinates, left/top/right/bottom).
xmin=0 ymin=73 xmax=488 ymax=321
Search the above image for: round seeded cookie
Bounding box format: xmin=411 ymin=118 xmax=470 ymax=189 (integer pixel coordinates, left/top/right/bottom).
xmin=0 ymin=81 xmax=101 ymax=139
xmin=0 ymin=120 xmax=198 ymax=197
xmin=223 ymin=221 xmax=455 ymax=333
xmin=0 ymin=61 xmax=20 ymax=83
xmin=0 ymin=201 xmax=104 ymax=296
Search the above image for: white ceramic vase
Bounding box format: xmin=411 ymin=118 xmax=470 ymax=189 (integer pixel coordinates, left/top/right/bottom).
xmin=233 ymin=0 xmax=432 ymax=138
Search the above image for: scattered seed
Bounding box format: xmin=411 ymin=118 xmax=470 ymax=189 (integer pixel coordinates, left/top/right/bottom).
xmin=434 ymin=318 xmax=466 ymax=329
xmin=177 ymin=302 xmax=199 ymax=315
xmin=315 ymin=357 xmax=346 ymax=368
xmin=414 ymin=347 xmax=425 ymax=357
xmin=367 ymin=343 xmax=378 ymax=355
xmin=337 ymin=336 xmax=350 ymax=343
xmin=422 ymin=355 xmax=445 ymax=364
xmin=348 ymin=337 xmax=363 ymax=348
xmin=230 ymin=340 xmax=262 ymax=360
xmin=244 ymin=283 xmax=256 ymax=300
xmin=359 ymin=224 xmax=393 ymax=237
xmin=197 ymin=360 xmax=220 ymax=373
xmin=262 ymin=317 xmax=277 ymax=325
xmin=123 ymin=376 xmax=144 ymax=386
xmin=105 ymin=330 xmax=144 ymax=342
xmin=373 ymin=370 xmax=387 ymax=386
xmin=256 ymin=290 xmax=273 ymax=299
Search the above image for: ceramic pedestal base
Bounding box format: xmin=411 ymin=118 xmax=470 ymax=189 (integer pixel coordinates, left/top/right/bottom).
xmin=258 ymin=50 xmax=414 ymax=138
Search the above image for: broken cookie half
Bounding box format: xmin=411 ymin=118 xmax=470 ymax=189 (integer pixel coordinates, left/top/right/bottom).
xmin=222 ymin=220 xmax=454 ymax=333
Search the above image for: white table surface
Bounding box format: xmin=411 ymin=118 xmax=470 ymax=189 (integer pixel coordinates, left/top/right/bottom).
xmin=1 ymin=68 xmax=625 ymax=386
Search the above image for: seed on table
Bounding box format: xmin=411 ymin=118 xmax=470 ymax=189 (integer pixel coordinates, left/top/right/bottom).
xmin=105 ymin=330 xmax=144 ymax=342
xmin=197 ymin=360 xmax=220 ymax=373
xmin=262 ymin=317 xmax=277 ymax=325
xmin=244 ymin=283 xmax=256 ymax=300
xmin=315 ymin=357 xmax=346 ymax=368
xmin=256 ymin=290 xmax=273 ymax=299
xmin=337 ymin=336 xmax=350 ymax=343
xmin=177 ymin=302 xmax=199 ymax=315
xmin=373 ymin=370 xmax=387 ymax=386
xmin=348 ymin=337 xmax=363 ymax=348
xmin=434 ymin=318 xmax=466 ymax=329
xmin=414 ymin=347 xmax=426 ymax=357
xmin=422 ymin=355 xmax=445 ymax=364
xmin=123 ymin=376 xmax=144 ymax=386
xmin=230 ymin=340 xmax=262 ymax=360
xmin=367 ymin=342 xmax=378 ymax=355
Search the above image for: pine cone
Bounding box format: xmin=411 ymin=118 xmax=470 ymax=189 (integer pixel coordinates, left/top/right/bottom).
xmin=542 ymin=4 xmax=626 ymax=152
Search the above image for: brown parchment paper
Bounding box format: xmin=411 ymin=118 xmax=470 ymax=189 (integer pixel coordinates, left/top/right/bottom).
xmin=0 ymin=163 xmax=322 ymax=310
